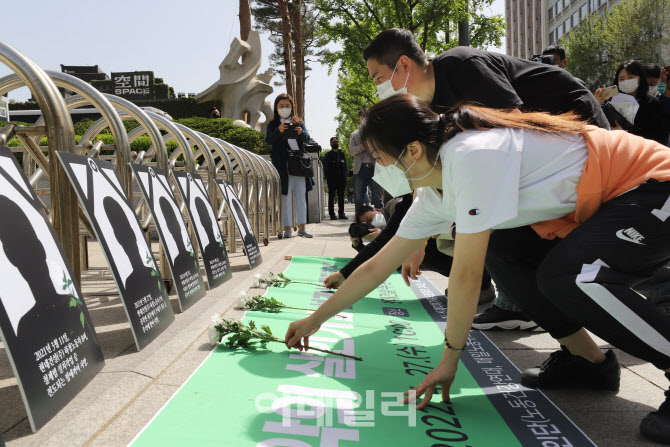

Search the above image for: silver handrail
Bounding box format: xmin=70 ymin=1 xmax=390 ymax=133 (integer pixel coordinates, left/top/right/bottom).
xmin=0 ymin=42 xmax=80 ymax=279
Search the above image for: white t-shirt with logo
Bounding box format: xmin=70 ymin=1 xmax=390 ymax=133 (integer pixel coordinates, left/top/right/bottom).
xmin=396 ymin=128 xmax=588 ymax=239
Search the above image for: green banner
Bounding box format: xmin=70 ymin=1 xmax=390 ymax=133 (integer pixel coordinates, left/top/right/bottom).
xmin=131 ymin=257 xmax=592 ymax=446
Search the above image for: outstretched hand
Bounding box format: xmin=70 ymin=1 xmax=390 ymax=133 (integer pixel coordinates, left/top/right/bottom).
xmin=285 ymin=316 xmax=321 ymax=351
xmin=323 ymin=271 xmax=345 ymax=289
xmin=401 ymin=244 xmax=426 ymax=286
xmin=403 ymin=360 xmax=458 ymax=410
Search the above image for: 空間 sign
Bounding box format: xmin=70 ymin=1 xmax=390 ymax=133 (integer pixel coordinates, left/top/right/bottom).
xmin=111 ymin=71 xmax=154 ymax=100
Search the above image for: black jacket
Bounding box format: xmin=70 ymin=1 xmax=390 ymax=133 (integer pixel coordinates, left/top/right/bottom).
xmin=266 ymin=120 xmax=313 ymax=195
xmin=323 ymin=149 xmax=348 ymax=184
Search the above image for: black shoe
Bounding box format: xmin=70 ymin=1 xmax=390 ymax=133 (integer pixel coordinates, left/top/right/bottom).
xmin=471 ymin=305 xmax=541 ymax=331
xmin=521 ymin=346 xmax=620 ymax=390
xmin=641 ymin=373 xmax=670 ymax=444
xmin=339 ymin=214 xmax=348 ymax=220
xmin=330 ymin=215 xmax=338 ymax=220
xmin=478 ymin=284 xmax=496 ymax=305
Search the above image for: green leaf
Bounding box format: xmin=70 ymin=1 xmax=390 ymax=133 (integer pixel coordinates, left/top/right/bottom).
xmin=63 ymin=271 xmax=67 ymax=283
xmin=151 ymin=270 xmax=156 ymax=277
xmin=80 ymin=312 xmax=85 ymax=328
xmin=76 ymin=299 xmax=83 ymax=306
xmin=67 ymin=279 xmax=72 ymax=287
xmin=69 ymin=298 xmax=77 ymax=307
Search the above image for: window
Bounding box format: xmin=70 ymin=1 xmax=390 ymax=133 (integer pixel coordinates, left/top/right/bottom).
xmin=563 ymin=0 xmax=570 ymax=8
xmin=580 ymin=3 xmax=588 ymax=19
xmin=590 ymin=0 xmax=597 ymax=12
xmin=556 ymin=0 xmax=563 ymax=14
xmin=598 ymin=0 xmax=607 ymax=6
xmin=572 ymin=11 xmax=580 ymax=26
xmin=548 ymin=6 xmax=554 ymax=21
xmin=549 ymin=31 xmax=555 ymax=44
xmin=556 ymin=24 xmax=564 ymax=40
xmin=564 ymin=18 xmax=571 ymax=33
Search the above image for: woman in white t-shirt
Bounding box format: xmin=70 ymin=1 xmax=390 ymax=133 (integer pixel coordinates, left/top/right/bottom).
xmin=284 ymin=93 xmax=670 ymax=444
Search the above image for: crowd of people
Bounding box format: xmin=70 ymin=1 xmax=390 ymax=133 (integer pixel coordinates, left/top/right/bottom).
xmin=270 ymin=28 xmax=670 ymax=445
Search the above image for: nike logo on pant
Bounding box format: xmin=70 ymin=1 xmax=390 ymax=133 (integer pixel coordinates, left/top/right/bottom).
xmin=615 ymin=228 xmax=645 ymax=245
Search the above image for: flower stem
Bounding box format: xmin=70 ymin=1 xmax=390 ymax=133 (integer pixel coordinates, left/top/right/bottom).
xmin=283 ymin=306 xmax=346 ymax=318
xmin=269 ymin=338 xmax=362 ymax=361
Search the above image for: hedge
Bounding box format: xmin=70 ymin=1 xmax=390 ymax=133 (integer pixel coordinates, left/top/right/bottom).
xmin=173 ymin=117 xmax=269 ymax=155
xmin=1 ymin=114 xmax=269 ymax=156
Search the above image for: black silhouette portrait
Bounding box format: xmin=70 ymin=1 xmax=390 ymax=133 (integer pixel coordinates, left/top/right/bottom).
xmin=231 ymin=199 xmax=256 ymax=249
xmin=103 ymin=197 xmax=164 ymax=329
xmin=159 ymin=196 xmax=195 ymax=281
xmin=194 ymin=196 xmax=221 ymax=265
xmin=0 ymin=196 xmax=82 ymax=406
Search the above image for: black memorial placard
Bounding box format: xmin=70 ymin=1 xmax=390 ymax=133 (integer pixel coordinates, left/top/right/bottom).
xmin=131 ymin=164 xmax=206 ymax=311
xmin=0 ymin=146 xmax=104 ymax=431
xmin=173 ymin=172 xmax=231 ymax=288
xmin=111 ymin=71 xmax=154 ymax=100
xmin=56 ymin=152 xmax=175 ymax=351
xmin=216 ymin=179 xmax=262 ymax=269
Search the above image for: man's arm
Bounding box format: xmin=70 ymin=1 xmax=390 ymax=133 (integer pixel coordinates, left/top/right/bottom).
xmin=340 ymin=196 xmax=413 ymax=278
xmin=348 ymin=129 xmax=365 ymax=156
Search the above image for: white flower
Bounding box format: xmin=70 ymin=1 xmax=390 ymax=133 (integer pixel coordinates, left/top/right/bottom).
xmin=208 ymin=326 xmax=221 ymax=345
xmin=237 ymin=291 xmax=248 ymax=308
xmin=253 ymin=273 xmax=262 ymax=288
xmin=210 ymin=313 xmax=223 ymax=326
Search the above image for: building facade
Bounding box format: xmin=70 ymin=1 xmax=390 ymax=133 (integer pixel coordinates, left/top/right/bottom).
xmin=506 ymin=0 xmax=621 ymax=59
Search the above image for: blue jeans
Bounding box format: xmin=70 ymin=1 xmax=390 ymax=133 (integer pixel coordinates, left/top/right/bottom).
xmin=354 ymin=165 xmax=383 ymax=211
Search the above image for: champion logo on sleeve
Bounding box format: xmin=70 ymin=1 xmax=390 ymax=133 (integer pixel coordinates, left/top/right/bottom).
xmin=469 ymin=209 xmax=480 ymax=216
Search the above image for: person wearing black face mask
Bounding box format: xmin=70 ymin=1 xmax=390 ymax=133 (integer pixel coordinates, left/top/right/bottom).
xmin=323 ymin=137 xmax=348 ymax=220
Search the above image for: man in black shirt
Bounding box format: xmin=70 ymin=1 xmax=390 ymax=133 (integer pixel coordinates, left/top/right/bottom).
xmin=323 ymin=137 xmax=348 ymax=220
xmin=364 ymin=28 xmax=609 ymax=128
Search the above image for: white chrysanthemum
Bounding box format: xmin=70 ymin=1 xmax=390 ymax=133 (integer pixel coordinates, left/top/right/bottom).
xmin=208 ymin=326 xmax=221 ymax=345
xmin=237 ymin=291 xmax=248 ymax=308
xmin=210 ymin=313 xmax=223 ymax=326
xmin=253 ymin=273 xmax=262 ymax=288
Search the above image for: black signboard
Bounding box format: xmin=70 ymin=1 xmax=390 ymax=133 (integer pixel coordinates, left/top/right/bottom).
xmin=111 ymin=71 xmax=154 ymax=100
xmin=56 ymin=152 xmax=175 ymax=351
xmin=216 ymin=179 xmax=262 ymax=269
xmin=0 ymin=146 xmax=104 ymax=431
xmin=131 ymin=164 xmax=206 ymax=312
xmin=173 ymin=172 xmax=231 ymax=288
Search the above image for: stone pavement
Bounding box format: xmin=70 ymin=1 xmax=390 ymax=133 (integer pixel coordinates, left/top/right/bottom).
xmin=0 ymin=203 xmax=667 ymax=446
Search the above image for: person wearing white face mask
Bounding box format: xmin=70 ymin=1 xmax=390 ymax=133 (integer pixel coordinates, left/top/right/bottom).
xmin=266 ymin=93 xmax=314 ymax=239
xmin=364 ymin=29 xmax=609 ymax=129
xmin=594 ymin=60 xmax=670 ymax=146
xmin=363 ymin=28 xmax=614 ymax=331
xmin=285 ymin=93 xmax=670 ymax=444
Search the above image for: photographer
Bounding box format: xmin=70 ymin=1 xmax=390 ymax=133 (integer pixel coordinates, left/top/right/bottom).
xmin=349 ymin=205 xmax=382 ymax=252
xmin=594 ymin=60 xmax=670 ymax=146
xmin=266 ymin=93 xmax=313 ymax=238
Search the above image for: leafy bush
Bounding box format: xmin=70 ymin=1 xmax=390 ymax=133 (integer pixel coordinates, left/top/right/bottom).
xmin=173 ymin=117 xmax=269 ymax=154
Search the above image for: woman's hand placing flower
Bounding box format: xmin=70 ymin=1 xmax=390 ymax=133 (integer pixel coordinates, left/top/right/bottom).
xmin=285 ymin=316 xmax=321 ymax=351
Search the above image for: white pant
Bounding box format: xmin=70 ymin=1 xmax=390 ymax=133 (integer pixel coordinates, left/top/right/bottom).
xmin=282 ymin=175 xmax=307 ymax=227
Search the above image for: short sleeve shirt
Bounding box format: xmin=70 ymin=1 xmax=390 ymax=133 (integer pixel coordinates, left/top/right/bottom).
xmin=430 ymin=47 xmax=609 ymax=129
xmin=396 ymin=128 xmax=588 ymax=239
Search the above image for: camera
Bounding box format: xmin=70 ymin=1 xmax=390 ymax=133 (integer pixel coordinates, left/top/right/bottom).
xmin=529 ymin=54 xmax=555 ymax=65
xmin=349 ymin=222 xmax=375 ymax=239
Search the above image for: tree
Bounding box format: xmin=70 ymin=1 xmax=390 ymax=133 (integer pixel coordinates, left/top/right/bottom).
xmin=252 ymin=0 xmax=322 ymax=118
xmin=563 ymin=0 xmax=670 ymax=92
xmin=240 ymin=0 xmax=252 ymax=41
xmin=314 ymin=0 xmax=505 ymax=153
xmin=277 ymin=0 xmax=296 ymax=99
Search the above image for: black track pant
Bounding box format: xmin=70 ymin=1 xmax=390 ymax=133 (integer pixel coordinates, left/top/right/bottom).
xmin=485 ymin=180 xmax=670 ymax=369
